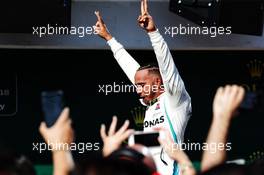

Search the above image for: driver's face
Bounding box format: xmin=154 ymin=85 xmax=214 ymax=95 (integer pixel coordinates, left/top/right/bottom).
xmin=135 ymin=69 xmax=159 ymax=104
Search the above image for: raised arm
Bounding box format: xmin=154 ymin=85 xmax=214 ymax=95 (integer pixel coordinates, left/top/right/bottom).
xmin=39 ymin=108 xmax=75 ymax=175
xmin=137 ymin=0 xmax=189 ymax=106
xmin=201 ymin=85 xmax=245 ymax=172
xmin=94 ymin=11 xmax=140 ymax=84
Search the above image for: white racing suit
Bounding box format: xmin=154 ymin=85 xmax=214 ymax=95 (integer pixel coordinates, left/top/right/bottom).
xmin=107 ymin=29 xmax=192 ymax=175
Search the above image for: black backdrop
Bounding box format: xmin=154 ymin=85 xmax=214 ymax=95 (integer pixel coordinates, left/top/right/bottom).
xmin=0 ymin=49 xmax=263 ymax=164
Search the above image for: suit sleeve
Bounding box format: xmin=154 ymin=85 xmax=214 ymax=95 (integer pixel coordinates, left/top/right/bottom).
xmin=107 ymin=37 xmax=140 ymax=85
xmin=148 ymin=29 xmax=191 ymax=107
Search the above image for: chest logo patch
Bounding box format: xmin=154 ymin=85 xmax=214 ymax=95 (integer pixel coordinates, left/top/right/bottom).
xmin=144 ymin=116 xmax=164 ymax=128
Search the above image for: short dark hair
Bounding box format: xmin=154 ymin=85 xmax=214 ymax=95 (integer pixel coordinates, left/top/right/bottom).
xmin=137 ymin=63 xmax=161 ymax=77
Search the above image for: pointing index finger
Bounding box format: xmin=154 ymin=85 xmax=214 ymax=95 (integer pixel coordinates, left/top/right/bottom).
xmin=144 ymin=0 xmax=148 ymax=14
xmin=95 ymin=11 xmax=103 ymax=24
xmin=141 ymin=0 xmax=145 ymax=15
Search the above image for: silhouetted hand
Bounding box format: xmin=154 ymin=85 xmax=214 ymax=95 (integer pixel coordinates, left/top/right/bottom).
xmin=100 ymin=116 xmax=134 ymax=157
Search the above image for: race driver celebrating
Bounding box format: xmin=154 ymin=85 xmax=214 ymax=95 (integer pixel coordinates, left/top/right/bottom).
xmin=93 ymin=0 xmax=192 ymax=174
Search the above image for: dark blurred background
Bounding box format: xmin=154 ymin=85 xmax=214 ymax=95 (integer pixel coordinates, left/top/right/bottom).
xmin=0 ymin=49 xmax=263 ymax=164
